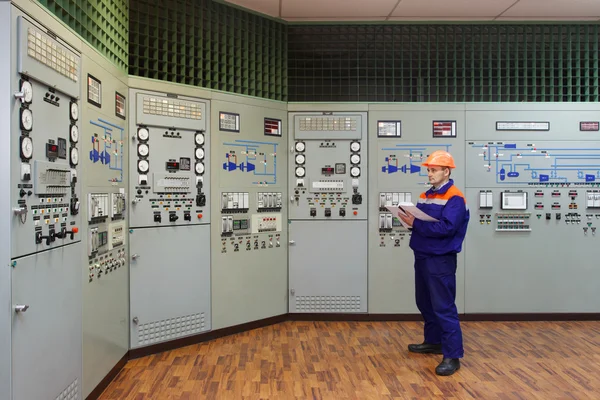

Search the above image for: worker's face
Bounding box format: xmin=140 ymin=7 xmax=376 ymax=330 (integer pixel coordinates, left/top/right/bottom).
xmin=427 ymin=166 xmax=450 ymax=186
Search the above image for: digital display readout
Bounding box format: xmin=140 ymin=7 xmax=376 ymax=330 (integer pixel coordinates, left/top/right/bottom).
xmin=322 ymin=167 xmax=334 ymax=175
xmin=166 ymin=161 xmax=180 ymax=171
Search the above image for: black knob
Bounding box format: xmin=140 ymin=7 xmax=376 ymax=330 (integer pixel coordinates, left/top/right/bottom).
xmin=19 ymin=189 xmax=26 ymax=197
xmin=154 ymin=213 xmax=162 ymax=223
xmin=184 ymin=213 xmax=191 ymax=221
xmin=352 ymin=194 xmax=362 ymax=205
xmin=55 ymin=228 xmax=67 ymax=239
xmin=196 ymin=194 xmax=206 ymax=207
xmin=170 ymin=214 xmax=179 ymax=222
xmin=339 ymin=208 xmax=346 ymax=217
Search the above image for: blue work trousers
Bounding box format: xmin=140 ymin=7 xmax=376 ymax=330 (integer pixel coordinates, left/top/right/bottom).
xmin=414 ymin=254 xmax=464 ymax=359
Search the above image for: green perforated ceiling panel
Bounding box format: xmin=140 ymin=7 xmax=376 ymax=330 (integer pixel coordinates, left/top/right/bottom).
xmin=38 ymin=0 xmax=129 ymax=71
xmin=129 ymin=0 xmax=288 ymax=102
xmin=288 ymin=24 xmax=600 ymax=103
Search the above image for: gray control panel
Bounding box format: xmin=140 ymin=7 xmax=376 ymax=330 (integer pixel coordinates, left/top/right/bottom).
xmin=289 ymin=113 xmax=367 ymax=220
xmin=288 ymin=111 xmax=368 ymax=313
xmin=129 ymin=92 xmax=210 ymax=227
xmin=11 ymin=17 xmax=82 ymax=258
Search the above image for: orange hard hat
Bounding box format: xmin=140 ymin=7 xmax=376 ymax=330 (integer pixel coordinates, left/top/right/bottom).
xmin=422 ymin=150 xmax=456 ymax=169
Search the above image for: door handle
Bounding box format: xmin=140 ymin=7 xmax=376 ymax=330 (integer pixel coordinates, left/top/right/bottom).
xmin=131 ymin=253 xmax=140 ymax=260
xmin=15 ymin=304 xmax=29 ymax=313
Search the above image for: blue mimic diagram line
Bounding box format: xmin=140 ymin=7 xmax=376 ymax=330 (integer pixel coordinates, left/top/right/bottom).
xmin=89 ymin=118 xmax=124 ymax=182
xmin=380 ymin=144 xmax=451 ymax=179
xmin=222 ymin=140 xmax=278 ymax=184
xmin=472 ymin=143 xmax=600 ymax=184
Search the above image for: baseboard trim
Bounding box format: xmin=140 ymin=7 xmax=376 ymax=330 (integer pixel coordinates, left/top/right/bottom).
xmin=461 ymin=313 xmax=600 ymax=321
xmin=288 ymin=313 xmax=423 ymax=321
xmin=86 ymin=352 xmax=128 ymax=400
xmin=87 ymin=311 xmax=600 ymax=398
xmin=128 ymin=313 xmax=288 ymax=360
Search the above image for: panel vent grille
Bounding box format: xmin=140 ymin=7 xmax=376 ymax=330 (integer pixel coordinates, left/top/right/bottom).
xmin=137 ymin=313 xmax=206 ymax=345
xmin=295 ymin=296 xmax=361 ymax=312
xmin=54 ymin=378 xmax=78 ymax=400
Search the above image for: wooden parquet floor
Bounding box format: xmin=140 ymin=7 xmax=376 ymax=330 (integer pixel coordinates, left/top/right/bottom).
xmin=98 ymin=320 xmax=600 ymax=400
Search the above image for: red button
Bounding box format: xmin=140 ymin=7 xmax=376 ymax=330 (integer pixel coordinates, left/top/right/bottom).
xmin=197 ymin=213 xmax=203 ymax=219
xmin=353 ymin=211 xmax=358 ymax=215
xmin=72 ymin=227 xmax=79 ymax=233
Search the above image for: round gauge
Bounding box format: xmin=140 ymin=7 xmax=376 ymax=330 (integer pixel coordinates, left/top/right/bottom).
xmin=295 ymin=142 xmax=305 ymax=152
xmin=138 ymin=143 xmax=149 ymax=157
xmin=195 ymin=162 xmax=205 ymax=175
xmin=70 ymin=147 xmax=79 ymax=166
xmin=350 ymin=141 xmax=361 ymax=152
xmin=295 ymin=154 xmax=306 ymax=165
xmin=20 ymin=80 xmax=33 ymax=104
xmin=350 ymin=166 xmax=361 ymax=177
xmin=21 ymin=108 xmax=33 ymax=131
xmin=350 ymin=154 xmax=361 ymax=164
xmin=295 ymin=166 xmax=305 ymax=177
xmin=137 ymin=127 xmax=149 ymax=141
xmin=70 ymin=102 xmax=79 ymax=121
xmin=138 ymin=159 xmax=149 ymax=173
xmin=20 ymin=136 xmax=33 ymax=159
xmin=195 ymin=148 xmax=205 ymax=160
xmin=195 ymin=132 xmax=205 ymax=145
xmin=70 ymin=125 xmax=79 ymax=143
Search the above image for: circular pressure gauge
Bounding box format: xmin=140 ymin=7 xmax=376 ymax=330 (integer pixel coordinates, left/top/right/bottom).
xmin=195 ymin=162 xmax=205 ymax=175
xmin=295 ymin=166 xmax=305 ymax=177
xmin=20 ymin=80 xmax=33 ymax=104
xmin=350 ymin=166 xmax=361 ymax=177
xmin=350 ymin=141 xmax=361 ymax=152
xmin=70 ymin=102 xmax=79 ymax=121
xmin=70 ymin=125 xmax=79 ymax=143
xmin=137 ymin=127 xmax=149 ymax=141
xmin=295 ymin=142 xmax=305 ymax=152
xmin=70 ymin=147 xmax=79 ymax=166
xmin=20 ymin=136 xmax=33 ymax=159
xmin=350 ymin=154 xmax=361 ymax=164
xmin=138 ymin=159 xmax=149 ymax=173
xmin=138 ymin=143 xmax=149 ymax=157
xmin=195 ymin=148 xmax=205 ymax=160
xmin=295 ymin=154 xmax=305 ymax=165
xmin=195 ymin=132 xmax=205 ymax=145
xmin=21 ymin=108 xmax=33 ymax=131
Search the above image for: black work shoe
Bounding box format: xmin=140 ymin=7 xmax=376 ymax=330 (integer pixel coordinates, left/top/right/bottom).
xmin=435 ymin=358 xmax=460 ymax=376
xmin=408 ymin=343 xmax=443 ymax=354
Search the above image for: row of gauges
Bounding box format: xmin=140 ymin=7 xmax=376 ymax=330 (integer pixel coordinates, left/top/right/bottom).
xmin=294 ymin=141 xmax=306 ymax=177
xmin=17 ymin=78 xmax=79 ymax=167
xmin=349 ymin=140 xmax=361 ymax=178
xmin=292 ymin=140 xmax=361 ymax=178
xmin=69 ymin=99 xmax=79 ymax=167
xmin=194 ymin=131 xmax=205 ymax=175
xmin=136 ymin=127 xmax=150 ymax=174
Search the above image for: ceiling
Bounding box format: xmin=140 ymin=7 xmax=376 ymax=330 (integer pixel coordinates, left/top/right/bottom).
xmin=223 ymin=0 xmax=600 ymax=21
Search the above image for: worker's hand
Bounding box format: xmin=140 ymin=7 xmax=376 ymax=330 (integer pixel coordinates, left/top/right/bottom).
xmin=398 ymin=211 xmax=415 ymax=227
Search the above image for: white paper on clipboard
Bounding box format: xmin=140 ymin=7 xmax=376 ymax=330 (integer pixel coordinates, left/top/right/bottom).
xmin=386 ymin=202 xmax=439 ymax=223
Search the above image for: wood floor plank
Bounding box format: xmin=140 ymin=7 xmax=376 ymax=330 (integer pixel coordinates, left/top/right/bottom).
xmin=99 ymin=321 xmax=600 ymax=399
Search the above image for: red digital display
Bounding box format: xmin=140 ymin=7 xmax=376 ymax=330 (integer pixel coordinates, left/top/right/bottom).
xmin=322 ymin=167 xmax=334 ymax=175
xmin=580 ymin=121 xmax=599 ymax=131
xmin=433 ymin=121 xmax=457 ymax=137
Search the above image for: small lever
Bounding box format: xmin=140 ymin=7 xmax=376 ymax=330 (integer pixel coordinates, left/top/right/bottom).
xmin=15 ymin=304 xmax=29 ymax=313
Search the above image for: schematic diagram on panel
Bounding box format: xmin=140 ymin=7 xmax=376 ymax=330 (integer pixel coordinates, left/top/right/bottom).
xmin=89 ymin=118 xmax=124 ymax=182
xmin=222 ymin=140 xmax=278 ymax=185
xmin=470 ymin=142 xmax=600 ymax=185
xmin=380 ymin=144 xmax=452 ymax=184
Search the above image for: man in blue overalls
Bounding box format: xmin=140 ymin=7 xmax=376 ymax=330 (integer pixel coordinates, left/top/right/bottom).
xmin=398 ymin=150 xmax=470 ymax=376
